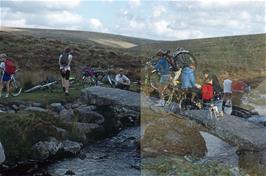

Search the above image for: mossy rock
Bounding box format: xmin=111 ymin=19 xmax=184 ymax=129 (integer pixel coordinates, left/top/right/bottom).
xmin=0 ymin=111 xmax=64 ymax=162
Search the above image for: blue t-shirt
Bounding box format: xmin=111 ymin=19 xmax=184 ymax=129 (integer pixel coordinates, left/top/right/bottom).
xmin=155 ymin=57 xmax=170 ymax=75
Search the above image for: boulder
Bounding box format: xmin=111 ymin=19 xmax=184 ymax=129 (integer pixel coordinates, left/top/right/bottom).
xmin=62 ymin=140 xmax=82 ymax=155
xmin=62 ymin=122 xmax=104 ymax=142
xmin=50 ymin=103 xmax=64 ymax=113
xmin=141 ymin=108 xmax=207 ymax=158
xmin=76 ymin=105 xmax=97 ymax=112
xmin=25 ymin=107 xmax=48 ymax=113
xmin=74 ymin=108 xmax=104 ymax=124
xmin=32 ymin=102 xmax=42 ymax=107
xmin=80 ymin=86 xmax=140 ymax=111
xmin=111 ymin=106 xmax=139 ymax=125
xmin=0 ymin=142 xmax=5 ymax=164
xmin=59 ymin=109 xmax=74 ymax=122
xmin=32 ymin=138 xmax=63 ymax=160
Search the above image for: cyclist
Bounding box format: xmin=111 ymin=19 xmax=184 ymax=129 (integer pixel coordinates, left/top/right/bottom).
xmin=59 ymin=48 xmax=72 ymax=95
xmin=0 ymin=53 xmax=15 ymax=98
xmin=115 ymin=68 xmax=130 ymax=90
xmin=222 ymin=72 xmax=233 ymax=114
xmin=154 ymin=49 xmax=170 ymax=107
xmin=180 ymin=63 xmax=198 ymax=107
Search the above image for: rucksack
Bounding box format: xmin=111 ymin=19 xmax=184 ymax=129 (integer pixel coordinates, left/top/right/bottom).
xmin=60 ymin=52 xmax=69 ymax=66
xmin=202 ymin=83 xmax=214 ymax=101
xmin=4 ymin=58 xmax=16 ymax=75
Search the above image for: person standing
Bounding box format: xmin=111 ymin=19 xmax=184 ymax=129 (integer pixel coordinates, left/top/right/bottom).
xmin=0 ymin=54 xmax=16 ymax=98
xmin=222 ymin=72 xmax=233 ymax=114
xmin=59 ymin=48 xmax=72 ymax=95
xmin=154 ymin=50 xmax=170 ymax=107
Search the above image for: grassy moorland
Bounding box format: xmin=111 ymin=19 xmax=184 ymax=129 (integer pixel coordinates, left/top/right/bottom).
xmin=0 ymin=27 xmax=265 ymax=90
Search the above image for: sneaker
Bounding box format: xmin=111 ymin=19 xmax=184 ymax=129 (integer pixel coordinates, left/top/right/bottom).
xmin=65 ymin=92 xmax=69 ymax=96
xmin=4 ymin=93 xmax=9 ymax=98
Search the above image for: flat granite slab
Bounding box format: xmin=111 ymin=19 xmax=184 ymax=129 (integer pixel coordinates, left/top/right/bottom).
xmin=184 ymin=110 xmax=266 ymax=150
xmin=81 ymin=86 xmax=141 ymax=111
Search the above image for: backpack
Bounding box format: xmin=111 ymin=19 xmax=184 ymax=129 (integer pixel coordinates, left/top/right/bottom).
xmin=4 ymin=58 xmax=16 ymax=75
xmin=60 ymin=52 xmax=69 ymax=66
xmin=202 ymin=83 xmax=214 ymax=101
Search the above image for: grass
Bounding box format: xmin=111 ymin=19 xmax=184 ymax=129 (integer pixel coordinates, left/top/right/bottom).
xmin=0 ymin=83 xmax=82 ymax=105
xmin=1 ymin=81 xmax=140 ymax=105
xmin=142 ymin=155 xmax=247 ymax=176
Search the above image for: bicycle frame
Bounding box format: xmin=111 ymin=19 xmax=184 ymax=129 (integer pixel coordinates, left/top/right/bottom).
xmin=0 ymin=69 xmax=22 ymax=97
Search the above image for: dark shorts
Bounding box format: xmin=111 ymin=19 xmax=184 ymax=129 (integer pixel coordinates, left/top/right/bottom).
xmin=60 ymin=69 xmax=70 ymax=80
xmin=2 ymin=72 xmax=11 ymax=82
xmin=115 ymin=83 xmax=130 ymax=90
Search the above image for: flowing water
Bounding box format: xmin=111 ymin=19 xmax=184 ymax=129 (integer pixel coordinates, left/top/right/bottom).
xmin=48 ymin=127 xmax=140 ymax=176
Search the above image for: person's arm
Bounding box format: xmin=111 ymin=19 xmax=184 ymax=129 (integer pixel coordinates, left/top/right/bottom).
xmin=191 ymin=71 xmax=196 ymax=87
xmin=123 ymin=75 xmax=130 ymax=85
xmin=67 ymin=54 xmax=72 ymax=67
xmin=58 ymin=55 xmax=62 ymax=67
xmin=154 ymin=59 xmax=162 ymax=71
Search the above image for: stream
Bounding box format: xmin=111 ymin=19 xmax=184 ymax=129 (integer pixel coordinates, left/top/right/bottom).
xmin=48 ymin=127 xmax=140 ymax=176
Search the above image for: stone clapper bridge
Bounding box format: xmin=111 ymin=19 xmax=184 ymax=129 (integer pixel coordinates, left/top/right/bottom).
xmin=81 ymin=86 xmax=266 ymax=151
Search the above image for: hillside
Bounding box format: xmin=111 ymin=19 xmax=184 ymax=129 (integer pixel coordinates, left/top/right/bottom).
xmin=0 ymin=27 xmax=265 ymax=85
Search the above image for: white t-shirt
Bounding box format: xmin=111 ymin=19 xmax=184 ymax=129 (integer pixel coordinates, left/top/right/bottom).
xmin=223 ymin=79 xmax=232 ymax=93
xmin=0 ymin=62 xmax=5 ymax=71
xmin=115 ymin=74 xmax=130 ymax=85
xmin=59 ymin=54 xmax=72 ymax=71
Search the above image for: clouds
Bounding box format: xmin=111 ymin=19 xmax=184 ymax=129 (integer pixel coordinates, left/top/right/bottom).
xmin=1 ymin=0 xmax=83 ymax=29
xmin=1 ymin=0 xmax=108 ymax=32
xmin=115 ymin=0 xmax=265 ymax=40
xmin=0 ymin=0 xmax=265 ymax=40
xmin=88 ymin=18 xmax=108 ymax=32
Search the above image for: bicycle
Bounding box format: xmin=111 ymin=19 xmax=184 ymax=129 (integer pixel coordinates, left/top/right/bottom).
xmin=144 ymin=48 xmax=199 ymax=111
xmin=0 ymin=69 xmax=22 ymax=97
xmin=81 ymin=67 xmax=116 ymax=88
xmin=24 ymin=76 xmax=59 ymax=93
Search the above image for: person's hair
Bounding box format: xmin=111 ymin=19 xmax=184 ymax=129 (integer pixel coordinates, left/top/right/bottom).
xmin=64 ymin=48 xmax=71 ymax=53
xmin=203 ymin=70 xmax=210 ymax=75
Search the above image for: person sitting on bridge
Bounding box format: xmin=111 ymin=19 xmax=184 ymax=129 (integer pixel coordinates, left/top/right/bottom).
xmin=115 ymin=68 xmax=130 ymax=90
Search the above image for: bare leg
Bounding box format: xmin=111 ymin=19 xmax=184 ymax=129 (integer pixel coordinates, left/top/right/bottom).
xmin=65 ymin=80 xmax=69 ymax=93
xmin=6 ymin=80 xmax=10 ymax=95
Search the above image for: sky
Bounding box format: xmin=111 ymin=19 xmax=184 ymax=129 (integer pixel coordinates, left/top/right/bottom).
xmin=0 ymin=0 xmax=265 ymax=40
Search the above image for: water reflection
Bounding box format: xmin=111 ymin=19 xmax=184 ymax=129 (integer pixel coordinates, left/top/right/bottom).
xmin=201 ymin=132 xmax=266 ymax=176
xmin=200 ymin=132 xmax=238 ymax=167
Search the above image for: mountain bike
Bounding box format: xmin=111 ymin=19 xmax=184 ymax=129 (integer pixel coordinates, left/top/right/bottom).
xmin=0 ymin=69 xmax=22 ymax=97
xmin=24 ymin=76 xmax=59 ymax=93
xmin=81 ymin=67 xmax=115 ymax=88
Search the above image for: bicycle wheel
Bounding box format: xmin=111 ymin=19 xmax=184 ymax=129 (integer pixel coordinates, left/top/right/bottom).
xmin=24 ymin=85 xmax=42 ymax=93
xmin=10 ymin=80 xmax=22 ymax=96
xmin=82 ymin=76 xmax=96 ymax=88
xmin=149 ymin=71 xmax=160 ymax=91
xmin=106 ymin=74 xmax=115 ymax=88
